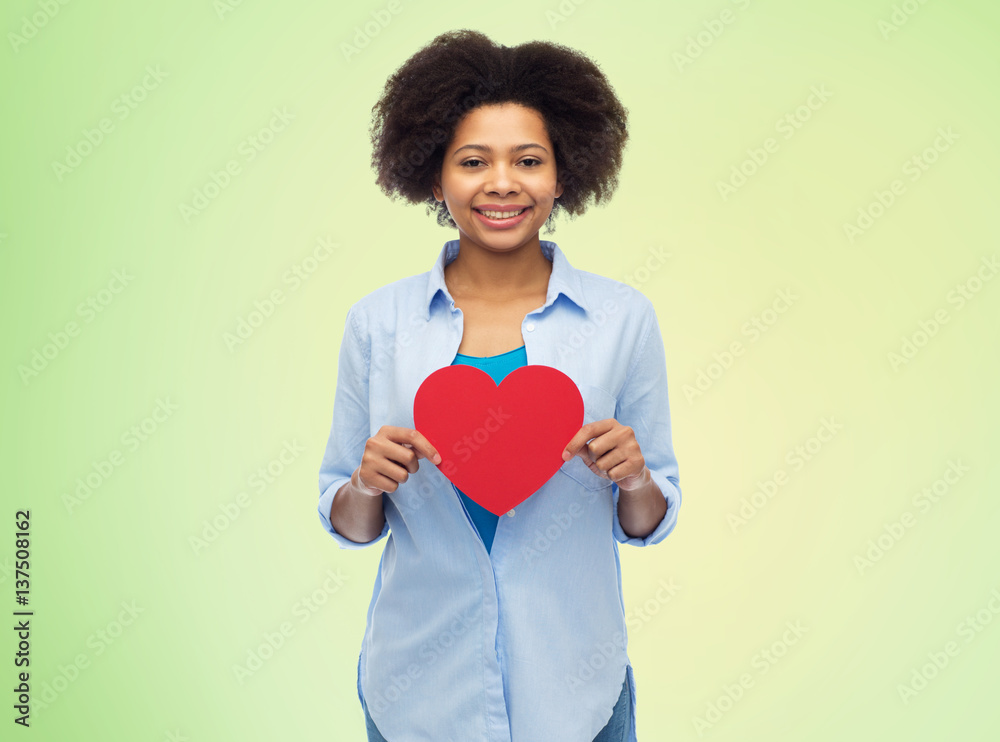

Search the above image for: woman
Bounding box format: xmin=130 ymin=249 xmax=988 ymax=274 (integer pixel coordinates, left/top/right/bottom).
xmin=318 ymin=29 xmax=682 ymax=741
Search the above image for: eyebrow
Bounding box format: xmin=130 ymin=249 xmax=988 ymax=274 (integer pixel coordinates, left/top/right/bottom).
xmin=452 ymin=143 xmax=549 ymax=156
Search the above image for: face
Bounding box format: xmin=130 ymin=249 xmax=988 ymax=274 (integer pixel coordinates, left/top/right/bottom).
xmin=432 ymin=103 xmax=563 ymax=254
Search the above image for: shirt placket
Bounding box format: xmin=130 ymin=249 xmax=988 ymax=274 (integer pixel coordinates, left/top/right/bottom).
xmin=489 ymin=294 xmax=556 ymax=558
xmin=443 ymin=291 xmax=510 ymax=720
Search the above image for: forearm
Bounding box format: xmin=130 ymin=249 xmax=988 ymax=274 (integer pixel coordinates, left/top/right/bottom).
xmin=617 ymin=467 xmax=666 ymax=539
xmin=329 ymin=468 xmax=386 ymax=543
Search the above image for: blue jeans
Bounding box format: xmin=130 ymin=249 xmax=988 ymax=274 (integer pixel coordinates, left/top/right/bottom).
xmin=362 ymin=671 xmax=631 ymax=742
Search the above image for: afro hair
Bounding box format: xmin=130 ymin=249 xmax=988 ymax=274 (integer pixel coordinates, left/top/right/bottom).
xmin=368 ymin=29 xmax=629 ymax=233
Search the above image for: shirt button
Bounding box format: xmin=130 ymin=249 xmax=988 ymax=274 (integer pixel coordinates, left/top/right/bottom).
xmin=507 ymin=509 xmax=515 ymax=517
xmin=525 ymin=323 xmax=535 ymax=332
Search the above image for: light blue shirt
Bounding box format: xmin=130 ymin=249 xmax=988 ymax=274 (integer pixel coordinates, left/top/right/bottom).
xmin=318 ymin=239 xmax=681 ymax=742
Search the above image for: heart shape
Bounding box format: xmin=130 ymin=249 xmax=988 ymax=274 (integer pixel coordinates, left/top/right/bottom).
xmin=413 ymin=364 xmax=584 ymax=516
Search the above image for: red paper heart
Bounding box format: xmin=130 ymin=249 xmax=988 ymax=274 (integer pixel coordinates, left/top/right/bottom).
xmin=413 ymin=364 xmax=584 ymax=516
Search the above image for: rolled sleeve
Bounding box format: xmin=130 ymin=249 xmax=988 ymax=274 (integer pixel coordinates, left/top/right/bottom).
xmin=611 ymin=299 xmax=682 ymax=547
xmin=317 ymin=306 xmax=390 ymax=550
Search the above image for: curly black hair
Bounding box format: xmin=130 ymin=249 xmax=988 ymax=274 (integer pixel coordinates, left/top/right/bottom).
xmin=368 ymin=29 xmax=629 ymax=234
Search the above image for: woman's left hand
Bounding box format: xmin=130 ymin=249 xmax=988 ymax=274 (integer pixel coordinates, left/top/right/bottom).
xmin=561 ymin=419 xmax=651 ymax=491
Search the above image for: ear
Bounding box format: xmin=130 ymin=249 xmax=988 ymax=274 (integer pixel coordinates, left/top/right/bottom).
xmin=554 ymin=178 xmax=564 ymax=200
xmin=432 ymin=171 xmax=443 ymax=202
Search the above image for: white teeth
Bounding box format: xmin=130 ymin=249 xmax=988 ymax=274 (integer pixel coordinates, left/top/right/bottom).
xmin=478 ymin=208 xmax=525 ymax=219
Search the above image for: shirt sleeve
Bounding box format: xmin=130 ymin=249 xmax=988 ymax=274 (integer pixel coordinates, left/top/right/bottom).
xmin=611 ymin=298 xmax=682 ymax=547
xmin=317 ymin=305 xmax=390 ymax=549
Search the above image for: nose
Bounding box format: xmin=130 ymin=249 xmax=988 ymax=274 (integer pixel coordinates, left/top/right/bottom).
xmin=485 ymin=162 xmax=520 ymax=196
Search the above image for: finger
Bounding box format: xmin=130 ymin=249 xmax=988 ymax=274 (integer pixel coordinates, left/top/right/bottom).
xmin=398 ymin=442 xmax=421 ymax=470
xmin=375 ymin=456 xmax=413 ymax=488
xmin=385 ymin=443 xmax=433 ymax=475
xmin=378 ymin=425 xmax=415 ymax=442
xmin=594 ymin=448 xmax=629 ymax=477
xmin=580 ymin=436 xmax=610 ymax=464
xmin=371 ymin=439 xmax=420 ymax=475
xmin=383 ymin=440 xmax=425 ymax=474
xmin=561 ymin=424 xmax=595 ymax=461
xmin=408 ymin=429 xmax=442 ymax=465
xmin=398 ymin=448 xmax=421 ymax=474
xmin=400 ymin=441 xmax=430 ymax=460
xmin=363 ymin=470 xmax=399 ymax=494
xmin=562 ymin=420 xmax=617 ymax=461
xmin=380 ymin=429 xmax=439 ymax=470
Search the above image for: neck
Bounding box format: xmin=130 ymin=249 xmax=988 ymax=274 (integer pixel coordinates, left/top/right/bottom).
xmin=445 ymin=234 xmax=551 ymax=300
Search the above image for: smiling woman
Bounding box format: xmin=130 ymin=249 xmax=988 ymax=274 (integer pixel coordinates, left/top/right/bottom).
xmin=319 ymin=28 xmax=682 ymax=742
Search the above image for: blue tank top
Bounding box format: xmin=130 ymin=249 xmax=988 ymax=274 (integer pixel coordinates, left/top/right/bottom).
xmin=450 ymin=344 xmax=527 ymax=554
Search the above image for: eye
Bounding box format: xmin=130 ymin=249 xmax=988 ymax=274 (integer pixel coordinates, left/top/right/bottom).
xmin=459 ymin=157 xmax=543 ymax=168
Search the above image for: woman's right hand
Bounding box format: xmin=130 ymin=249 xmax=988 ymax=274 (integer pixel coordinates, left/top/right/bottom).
xmin=354 ymin=426 xmax=442 ymax=496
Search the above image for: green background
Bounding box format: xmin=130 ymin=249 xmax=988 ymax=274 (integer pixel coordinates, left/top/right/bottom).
xmin=3 ymin=0 xmax=998 ymax=739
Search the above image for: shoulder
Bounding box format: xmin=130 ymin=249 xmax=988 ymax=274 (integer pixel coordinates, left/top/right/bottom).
xmin=573 ymin=268 xmax=658 ymax=324
xmin=567 ymin=269 xmax=668 ymax=368
xmin=345 ymin=273 xmax=430 ymax=328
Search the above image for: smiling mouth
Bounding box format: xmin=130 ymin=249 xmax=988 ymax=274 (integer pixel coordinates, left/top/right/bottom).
xmin=474 ymin=207 xmax=529 ymax=220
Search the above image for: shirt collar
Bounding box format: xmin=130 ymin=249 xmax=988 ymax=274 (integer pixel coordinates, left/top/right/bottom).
xmin=423 ymin=239 xmax=590 ymax=321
